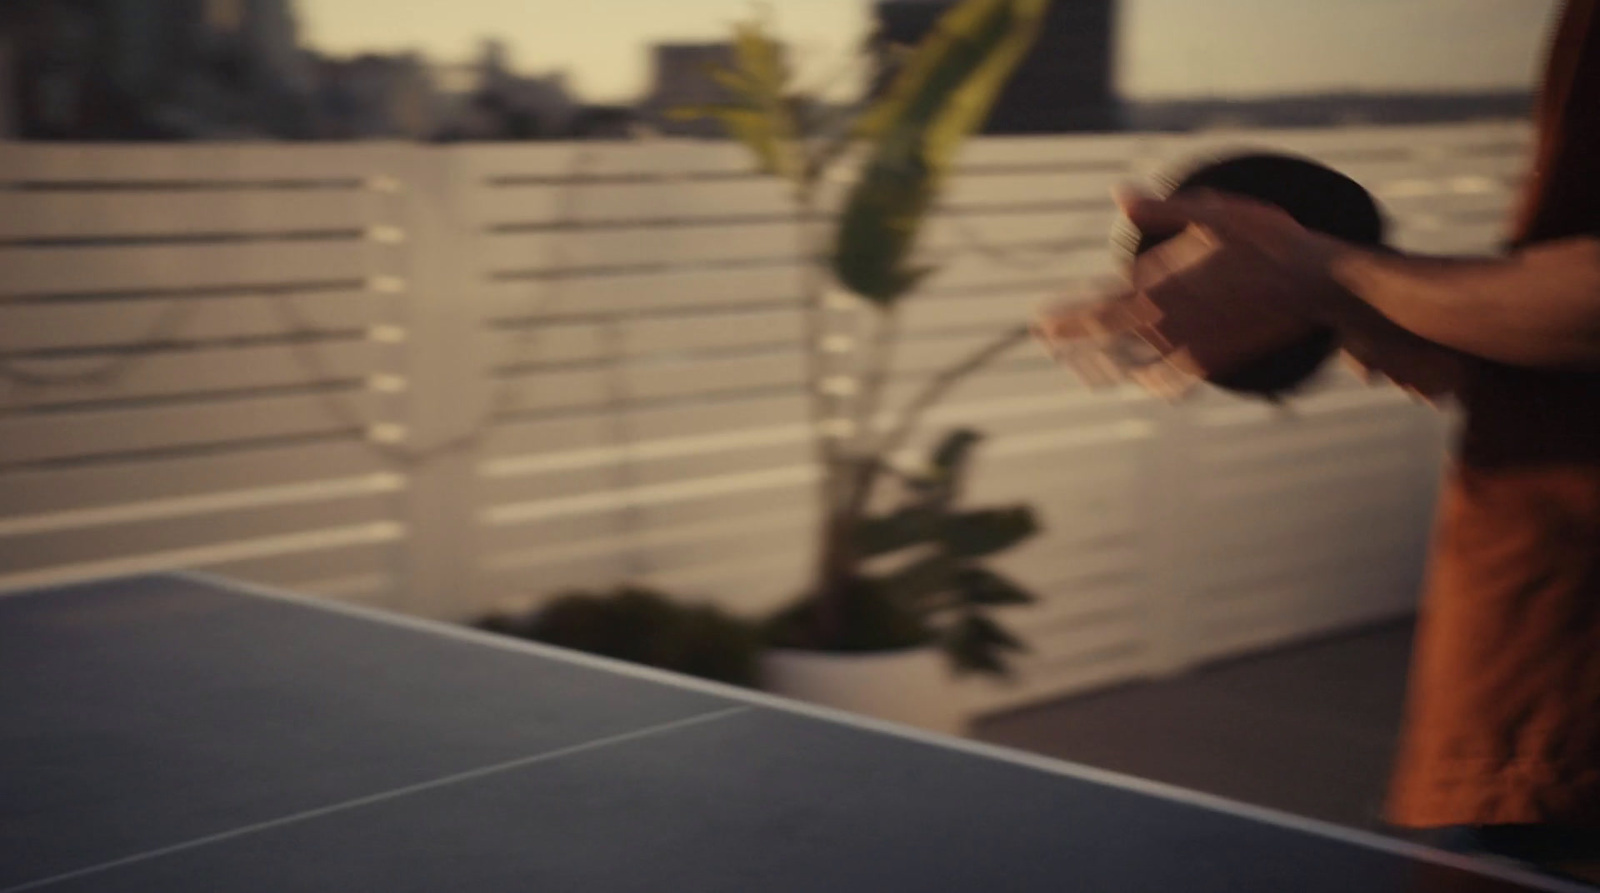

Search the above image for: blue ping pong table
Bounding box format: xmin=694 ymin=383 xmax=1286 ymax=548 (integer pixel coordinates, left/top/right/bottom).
xmin=2 ymin=573 xmax=1592 ymax=892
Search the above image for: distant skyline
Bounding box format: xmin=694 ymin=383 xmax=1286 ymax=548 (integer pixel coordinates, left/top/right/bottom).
xmin=298 ymin=0 xmax=1561 ymax=103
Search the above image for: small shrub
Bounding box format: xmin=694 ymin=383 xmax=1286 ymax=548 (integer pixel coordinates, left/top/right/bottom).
xmin=476 ymin=587 xmax=763 ymax=687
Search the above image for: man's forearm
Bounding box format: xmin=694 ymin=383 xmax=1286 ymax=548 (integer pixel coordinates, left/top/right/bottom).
xmin=1319 ymin=235 xmax=1600 ymax=368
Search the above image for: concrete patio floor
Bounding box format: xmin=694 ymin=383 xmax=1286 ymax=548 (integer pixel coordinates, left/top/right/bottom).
xmin=974 ymin=620 xmax=1417 ymax=833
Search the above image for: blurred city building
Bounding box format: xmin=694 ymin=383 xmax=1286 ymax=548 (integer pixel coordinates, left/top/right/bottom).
xmin=870 ymin=0 xmax=1121 ymax=133
xmin=434 ymin=39 xmax=581 ymax=141
xmin=567 ymin=105 xmax=646 ymax=140
xmin=0 ymin=4 xmax=613 ymax=141
xmin=315 ymin=52 xmax=437 ymax=139
xmin=0 ymin=0 xmax=319 ymax=139
xmin=0 ymin=29 xmax=15 ymax=137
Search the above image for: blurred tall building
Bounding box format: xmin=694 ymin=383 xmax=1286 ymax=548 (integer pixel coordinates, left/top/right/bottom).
xmin=315 ymin=53 xmax=438 ymax=140
xmin=0 ymin=0 xmax=319 ymax=139
xmin=870 ymin=0 xmax=1120 ymax=133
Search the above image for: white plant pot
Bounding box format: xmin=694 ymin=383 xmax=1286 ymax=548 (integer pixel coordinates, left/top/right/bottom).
xmin=761 ymin=646 xmax=967 ymax=736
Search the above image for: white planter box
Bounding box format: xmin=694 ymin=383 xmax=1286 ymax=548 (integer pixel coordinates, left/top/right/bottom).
xmin=761 ymin=647 xmax=967 ymax=736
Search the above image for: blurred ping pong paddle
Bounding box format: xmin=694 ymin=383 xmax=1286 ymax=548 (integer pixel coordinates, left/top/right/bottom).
xmin=1110 ymin=152 xmax=1389 ymax=399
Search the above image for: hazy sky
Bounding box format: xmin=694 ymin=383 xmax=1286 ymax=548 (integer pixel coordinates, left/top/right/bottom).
xmin=298 ymin=0 xmax=1561 ymax=103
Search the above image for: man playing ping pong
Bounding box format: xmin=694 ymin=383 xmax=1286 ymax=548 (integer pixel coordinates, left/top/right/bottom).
xmin=1041 ymin=0 xmax=1600 ymax=880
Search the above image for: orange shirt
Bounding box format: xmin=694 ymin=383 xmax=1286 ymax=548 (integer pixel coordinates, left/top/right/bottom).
xmin=1387 ymin=0 xmax=1600 ymax=827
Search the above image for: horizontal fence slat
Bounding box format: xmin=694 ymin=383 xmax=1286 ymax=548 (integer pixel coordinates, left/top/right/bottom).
xmin=902 ymin=290 xmax=1051 ymax=333
xmin=493 ymin=351 xmax=806 ymax=412
xmin=0 ymin=240 xmax=372 ymax=296
xmin=622 ymin=307 xmax=803 ymax=354
xmin=481 ymin=439 xmax=811 ymax=510
xmin=490 ymin=367 xmax=615 ymax=415
xmin=481 ymin=469 xmax=815 ymax=549
xmin=484 ymin=264 xmax=804 ymax=320
xmin=458 ymin=140 xmax=758 ymax=180
xmin=462 ymin=126 xmax=1524 ymax=234
xmin=0 ymin=189 xmax=377 ymax=240
xmin=478 ymin=430 xmax=1148 ymax=564
xmin=480 ymin=207 xmax=1112 ymax=277
xmin=0 ymin=440 xmax=393 ymax=518
xmin=1193 ymin=445 xmax=1429 ymax=507
xmin=1192 ymin=405 xmax=1427 ymax=464
xmin=486 ymin=306 xmax=805 ymax=369
xmin=951 ymin=132 xmax=1161 ymax=167
xmin=1 ymin=143 xmax=403 ymax=182
xmin=469 ymin=177 xmax=805 ymax=228
xmin=468 ymin=167 xmax=1128 ymax=231
xmin=487 ymin=321 xmax=608 ymax=369
xmin=482 ymin=252 xmax=1102 ymax=324
xmin=922 ymin=207 xmax=1119 ymax=252
xmin=1 ymin=490 xmax=395 ymax=577
xmin=942 ymin=170 xmax=1123 ymax=210
xmin=484 ymin=347 xmax=1063 ymax=421
xmin=0 ymin=391 xmax=379 ymax=465
xmin=485 ymin=391 xmax=809 ymax=460
xmin=1341 ymin=153 xmax=1528 ymax=193
xmin=1190 ymin=529 xmax=1429 ymax=598
xmin=481 ymin=220 xmax=798 ymax=273
xmin=628 ymin=351 xmax=806 ymax=401
xmin=3 ymin=340 xmax=381 ymax=406
xmin=0 ymin=521 xmax=405 ymax=593
xmin=1192 ymin=486 xmax=1434 ymax=559
xmin=1009 ymin=552 xmax=1144 ymax=620
xmin=478 ymin=392 xmax=1147 ymax=511
xmin=1164 ymin=121 xmax=1530 ymax=161
xmin=1390 ymin=219 xmax=1510 ymax=254
xmin=0 ymin=290 xmax=386 ymax=351
xmin=202 ymin=539 xmax=397 ymax=592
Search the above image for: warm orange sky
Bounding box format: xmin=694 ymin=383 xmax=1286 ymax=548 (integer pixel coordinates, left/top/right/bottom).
xmin=298 ymin=0 xmax=1561 ymax=103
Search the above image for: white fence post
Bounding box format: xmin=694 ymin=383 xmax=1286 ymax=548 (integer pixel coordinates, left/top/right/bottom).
xmin=385 ymin=146 xmax=492 ymax=618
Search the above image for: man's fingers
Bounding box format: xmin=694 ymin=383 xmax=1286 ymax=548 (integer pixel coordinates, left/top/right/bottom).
xmin=1116 ymin=186 xmax=1297 ymax=246
xmin=1115 ymin=195 xmax=1195 ymax=240
xmin=1114 ymin=186 xmax=1232 ymax=240
xmin=1036 ymin=294 xmax=1148 ymax=343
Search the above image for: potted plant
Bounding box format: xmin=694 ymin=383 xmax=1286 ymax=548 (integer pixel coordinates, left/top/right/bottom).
xmin=678 ymin=0 xmax=1051 ymax=733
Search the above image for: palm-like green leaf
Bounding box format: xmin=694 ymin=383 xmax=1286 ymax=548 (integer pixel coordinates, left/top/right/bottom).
xmin=832 ymin=0 xmax=1049 ymax=304
xmin=944 ymin=612 xmax=1027 ymax=676
xmin=880 ymin=553 xmax=959 ymax=602
xmin=911 ymin=427 xmax=982 ymax=506
xmin=954 ymin=566 xmax=1037 ymax=606
xmin=855 ymin=505 xmax=943 ymax=557
xmin=668 ymin=18 xmax=801 ymax=183
xmin=941 ymin=506 xmax=1039 ymax=557
xmin=932 ymin=428 xmax=983 ymax=474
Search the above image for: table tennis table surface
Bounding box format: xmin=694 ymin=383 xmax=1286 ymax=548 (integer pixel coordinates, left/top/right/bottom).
xmin=2 ymin=573 xmax=1591 ymax=893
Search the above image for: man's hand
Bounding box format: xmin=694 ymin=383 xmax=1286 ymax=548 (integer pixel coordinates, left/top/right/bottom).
xmin=1039 ymin=186 xmax=1466 ymax=402
xmin=1038 ymin=188 xmax=1347 ymax=392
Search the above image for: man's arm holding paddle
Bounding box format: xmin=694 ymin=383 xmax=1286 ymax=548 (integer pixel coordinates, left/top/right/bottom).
xmin=1043 ymin=188 xmax=1600 ymax=398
